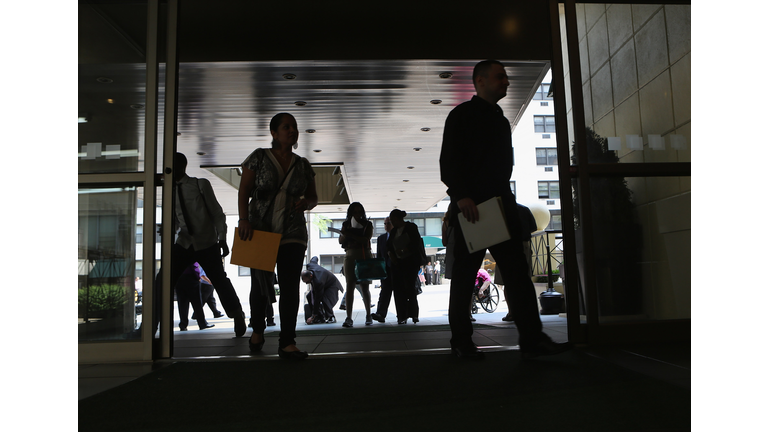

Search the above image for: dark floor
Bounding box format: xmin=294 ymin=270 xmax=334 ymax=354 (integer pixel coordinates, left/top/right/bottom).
xmin=79 ymin=309 xmax=690 ymax=401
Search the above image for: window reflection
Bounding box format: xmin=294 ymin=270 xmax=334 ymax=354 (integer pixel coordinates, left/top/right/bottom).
xmin=78 ymin=187 xmax=142 ymax=341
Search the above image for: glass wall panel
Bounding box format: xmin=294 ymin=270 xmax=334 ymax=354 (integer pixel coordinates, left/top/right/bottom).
xmin=78 ymin=186 xmax=142 ymax=341
xmin=577 ymin=176 xmax=690 ymax=322
xmin=574 ymin=3 xmax=691 ymax=163
xmin=78 ymin=2 xmax=152 ymax=173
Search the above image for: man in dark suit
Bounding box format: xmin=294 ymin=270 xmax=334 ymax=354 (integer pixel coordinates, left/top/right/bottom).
xmin=302 ymin=256 xmax=343 ymax=323
xmin=370 ymin=217 xmax=393 ymax=323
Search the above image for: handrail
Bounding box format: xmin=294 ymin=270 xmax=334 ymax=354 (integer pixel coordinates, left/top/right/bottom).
xmin=530 ymin=230 xmax=564 ymax=288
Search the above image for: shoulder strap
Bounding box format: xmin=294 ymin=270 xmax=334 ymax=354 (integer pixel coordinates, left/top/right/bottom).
xmin=196 ymin=178 xmax=212 ymax=217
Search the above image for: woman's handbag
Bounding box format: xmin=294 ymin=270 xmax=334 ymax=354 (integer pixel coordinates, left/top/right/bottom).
xmin=354 ymin=243 xmax=387 ymax=282
xmin=354 ymin=257 xmax=387 ymax=282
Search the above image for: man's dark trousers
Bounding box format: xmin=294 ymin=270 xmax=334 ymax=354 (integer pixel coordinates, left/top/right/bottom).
xmin=447 ymin=194 xmax=543 ymax=350
xmin=374 ymin=271 xmax=393 ymax=317
xmin=170 ymin=243 xmax=243 ymax=319
xmin=175 ymin=272 xmax=207 ymax=329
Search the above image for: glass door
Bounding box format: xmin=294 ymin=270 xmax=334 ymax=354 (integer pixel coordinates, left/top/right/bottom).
xmin=78 ymin=0 xmax=171 ymax=362
xmin=551 ymin=1 xmax=691 ymax=344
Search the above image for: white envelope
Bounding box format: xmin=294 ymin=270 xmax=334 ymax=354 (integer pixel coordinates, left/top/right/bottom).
xmin=457 ymin=197 xmax=511 ymax=253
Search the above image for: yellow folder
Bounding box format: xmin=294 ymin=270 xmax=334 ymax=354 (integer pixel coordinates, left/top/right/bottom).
xmin=230 ymin=230 xmax=282 ymax=272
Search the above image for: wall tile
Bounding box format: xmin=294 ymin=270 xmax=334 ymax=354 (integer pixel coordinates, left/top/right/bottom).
xmin=655 ymin=192 xmax=690 ymax=233
xmin=594 ymin=110 xmax=615 ymax=140
xmin=584 ymin=3 xmax=606 ymax=32
xmin=606 ymin=4 xmax=633 ymax=56
xmin=582 ymin=81 xmax=593 ymax=127
xmin=635 ymin=11 xmax=669 ymax=87
xmin=646 ymin=176 xmax=682 ymax=204
xmin=632 ymin=4 xmax=662 ymax=30
xmin=611 ymin=41 xmax=638 ymax=105
xmin=576 ymin=3 xmax=587 ymax=41
xmin=591 ymin=63 xmax=613 ymax=120
xmin=587 ymin=15 xmax=610 ymax=73
xmin=665 ymin=5 xmax=691 ymax=63
xmin=614 ymin=93 xmax=641 ymax=157
xmin=579 ymin=37 xmax=590 ymax=85
xmin=674 ymin=122 xmax=691 ymax=163
xmin=670 ymin=52 xmax=691 ymax=127
xmin=639 ymin=71 xmax=674 ymax=137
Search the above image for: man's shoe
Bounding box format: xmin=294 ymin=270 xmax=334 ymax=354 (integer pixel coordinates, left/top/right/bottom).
xmin=370 ymin=313 xmax=385 ymax=323
xmin=365 ymin=314 xmax=373 ymax=326
xmin=342 ymin=317 xmax=353 ymax=328
xmin=520 ymin=339 xmax=572 ymax=360
xmin=397 ymin=319 xmax=407 ymax=325
xmin=339 ymin=304 xmax=346 ymax=311
xmin=234 ymin=312 xmax=247 ymax=337
xmin=411 ymin=317 xmax=419 ymax=323
xmin=278 ymin=347 xmax=309 ymax=360
xmin=327 ymin=316 xmax=337 ymax=324
xmin=501 ymin=314 xmax=514 ymax=322
xmin=213 ymin=312 xmax=224 ymax=318
xmin=451 ymin=346 xmax=485 ymax=360
xmin=199 ymin=323 xmax=215 ymax=330
xmin=179 ymin=327 xmax=188 ymax=331
xmin=266 ymin=318 xmax=276 ymax=327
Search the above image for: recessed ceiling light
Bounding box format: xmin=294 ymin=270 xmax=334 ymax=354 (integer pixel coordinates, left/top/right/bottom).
xmin=430 ymin=100 xmax=442 ymax=105
xmin=413 ymin=147 xmax=422 ymax=151
xmin=407 ymin=166 xmax=414 ymax=169
xmin=397 ymin=199 xmax=401 ymax=201
xmin=420 ymin=127 xmax=431 ymax=132
xmin=294 ymin=101 xmax=307 ymax=106
xmin=305 ymin=129 xmax=316 ymax=133
xmin=399 ymin=190 xmax=405 ymax=193
xmin=403 ymin=179 xmax=409 ymax=182
xmin=196 ymin=151 xmax=205 ymax=155
xmin=313 ymin=149 xmax=322 ymax=153
xmin=283 ymin=73 xmax=297 ymax=80
xmin=439 ymin=72 xmax=453 ymax=79
xmin=107 ymin=99 xmax=114 ymax=104
xmin=96 ymin=77 xmax=113 ymax=83
xmin=130 ymin=104 xmax=144 ymax=109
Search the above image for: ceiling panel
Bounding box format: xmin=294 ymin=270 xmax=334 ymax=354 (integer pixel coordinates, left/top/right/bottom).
xmin=177 ymin=59 xmax=550 ymax=215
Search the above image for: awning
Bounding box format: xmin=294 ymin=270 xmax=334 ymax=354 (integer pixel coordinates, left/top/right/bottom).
xmin=422 ymin=236 xmax=443 ymax=248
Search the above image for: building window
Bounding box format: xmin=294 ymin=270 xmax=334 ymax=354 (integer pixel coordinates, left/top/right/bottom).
xmin=406 ymin=218 xmax=426 ymax=236
xmin=538 ymin=181 xmax=560 ymax=199
xmin=510 ymin=181 xmax=516 ymax=196
xmin=534 ymin=115 xmax=556 ymax=133
xmin=238 ymin=266 xmax=250 ymax=277
xmin=546 ymin=210 xmax=562 ymax=231
xmin=319 ymin=219 xmax=344 ymax=238
xmin=542 ymin=134 xmax=551 ymax=139
xmin=425 ymin=218 xmax=442 ymax=236
xmin=536 ymin=148 xmax=558 ymax=166
xmin=320 ymin=255 xmax=345 ymax=274
xmin=136 ymin=224 xmax=143 ymax=244
xmin=532 ymin=83 xmax=552 ymax=100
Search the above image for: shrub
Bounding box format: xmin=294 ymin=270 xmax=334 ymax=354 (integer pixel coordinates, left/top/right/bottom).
xmin=79 ymin=284 xmax=128 ymax=315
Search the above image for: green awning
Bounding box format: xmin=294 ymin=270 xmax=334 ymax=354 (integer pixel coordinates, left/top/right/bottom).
xmin=422 ymin=236 xmax=443 ymax=248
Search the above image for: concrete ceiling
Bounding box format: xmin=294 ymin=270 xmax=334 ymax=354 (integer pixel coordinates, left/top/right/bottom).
xmin=175 ymin=59 xmax=549 ymax=214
